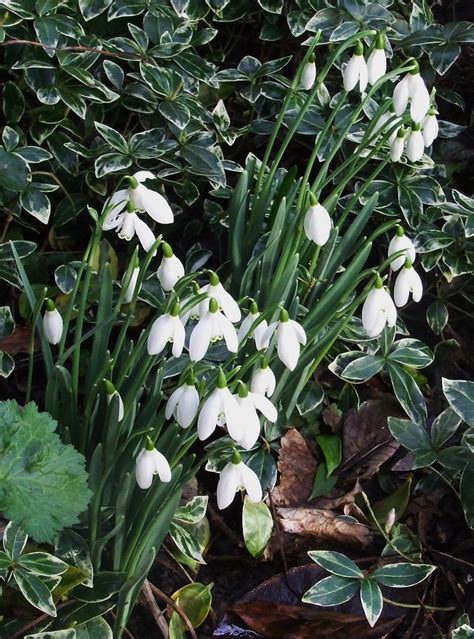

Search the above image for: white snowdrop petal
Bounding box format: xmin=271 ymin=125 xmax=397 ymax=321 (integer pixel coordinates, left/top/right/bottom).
xmin=251 ymin=367 xmax=276 ymax=397
xmin=140 ymin=188 xmax=174 ymax=224
xmin=240 ymin=464 xmax=263 ymax=503
xmin=171 ymin=318 xmax=185 ymax=358
xmin=367 ymin=48 xmax=386 ymax=85
xmin=277 ymin=323 xmax=300 ymax=371
xmin=220 ymin=315 xmax=239 ymax=353
xmin=390 ymin=137 xmax=404 ymax=163
xmin=409 ymin=74 xmax=430 ymax=123
xmin=177 ymin=386 xmax=200 ymax=428
xmin=134 ymin=170 xmax=155 ymax=182
xmin=411 ymin=269 xmax=423 ymax=302
xmin=189 ymin=315 xmax=213 ymax=362
xmin=384 ymin=290 xmax=397 ymax=326
xmin=236 ymin=398 xmax=261 ymax=450
xmin=406 ymin=130 xmax=424 ymax=162
xmin=152 ymin=449 xmax=172 ymax=483
xmin=133 ymin=215 xmax=156 ymax=252
xmin=343 ymin=55 xmax=361 ymax=92
xmin=422 ymin=115 xmax=438 ymax=147
xmin=237 ymin=313 xmax=256 ymax=343
xmin=135 ymin=451 xmax=155 ymax=489
xmin=362 ymin=289 xmax=383 ymax=335
xmin=301 ymin=61 xmax=316 ymax=90
xmin=357 ymin=56 xmax=368 ymax=92
xmin=254 ymin=320 xmax=270 ymax=350
xmin=216 ymin=463 xmax=240 ymax=510
xmin=290 ymin=320 xmax=307 ymax=345
xmin=147 ymin=315 xmax=172 ymax=355
xmin=223 ymin=391 xmax=243 ymax=442
xmin=261 ymin=321 xmax=278 ymax=347
xmin=393 ymin=75 xmax=410 ymax=116
xmin=43 ymin=309 xmax=63 ymax=345
xmin=197 ymin=391 xmax=221 ymax=440
xmin=250 ymin=392 xmax=278 ymax=422
xmin=165 ymin=386 xmax=184 ymax=420
xmin=215 ymin=284 xmax=241 ymax=323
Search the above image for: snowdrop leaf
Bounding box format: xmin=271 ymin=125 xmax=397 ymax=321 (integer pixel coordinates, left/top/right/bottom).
xmin=0 ymin=400 xmax=91 ymax=543
xmin=316 ymin=435 xmax=341 ymax=477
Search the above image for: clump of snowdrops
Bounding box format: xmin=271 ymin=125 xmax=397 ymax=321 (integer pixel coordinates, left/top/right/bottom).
xmin=13 ymin=28 xmax=436 ymax=637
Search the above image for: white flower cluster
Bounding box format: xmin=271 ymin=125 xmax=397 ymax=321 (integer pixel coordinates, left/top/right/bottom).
xmin=341 ymin=35 xmax=438 ymax=163
xmin=361 ymin=227 xmax=422 ymax=337
xmin=133 ymin=264 xmax=307 ymax=508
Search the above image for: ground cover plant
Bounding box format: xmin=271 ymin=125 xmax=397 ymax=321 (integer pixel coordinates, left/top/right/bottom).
xmin=0 ymin=0 xmax=473 ymax=637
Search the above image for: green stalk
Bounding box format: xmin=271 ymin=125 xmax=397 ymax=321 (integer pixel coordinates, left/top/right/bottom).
xmin=26 ymin=290 xmax=48 ymax=403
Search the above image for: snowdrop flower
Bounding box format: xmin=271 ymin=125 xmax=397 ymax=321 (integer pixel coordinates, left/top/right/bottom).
xmin=147 ymin=302 xmax=185 ymax=357
xmin=343 ymin=41 xmax=368 ymax=93
xmin=197 ymin=369 xmax=242 ymax=441
xmin=43 ymin=299 xmax=63 ymax=345
xmin=122 ymin=256 xmax=140 ymax=303
xmin=165 ymin=371 xmax=200 ymax=429
xmin=104 ymin=205 xmax=156 ymax=252
xmin=362 ymin=276 xmax=397 ymax=338
xmin=422 ymin=108 xmax=439 ymax=147
xmin=104 ymin=171 xmax=174 ymax=225
xmin=157 ymin=242 xmax=185 ymax=291
xmin=388 ymin=226 xmax=416 ymax=272
xmin=251 ymin=357 xmax=276 ymax=398
xmin=262 ymin=308 xmax=307 ymax=371
xmin=189 ymin=298 xmax=238 ymax=362
xmin=105 ymin=380 xmax=124 ymax=421
xmin=233 ymin=383 xmax=278 ymax=450
xmin=301 ymin=54 xmax=316 ymax=90
xmin=367 ymin=34 xmax=386 ymax=86
xmin=135 ymin=436 xmax=171 ymax=489
xmin=304 ymin=193 xmax=332 ymax=247
xmin=198 ymin=272 xmax=241 ymax=323
xmin=406 ymin=122 xmax=424 ymax=162
xmin=238 ymin=301 xmax=269 ymax=350
xmin=217 ymin=450 xmax=262 ymax=510
xmin=390 ymin=127 xmax=406 ymax=162
xmin=394 ymin=259 xmax=423 ymax=307
xmin=393 ymin=62 xmax=430 ymax=123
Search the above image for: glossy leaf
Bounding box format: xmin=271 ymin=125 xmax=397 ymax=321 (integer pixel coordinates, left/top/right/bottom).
xmin=242 ymin=497 xmax=273 ymax=558
xmin=373 ymin=563 xmax=435 ymax=588
xmin=308 ymin=551 xmax=363 ymax=579
xmin=302 ymin=575 xmax=359 ymax=606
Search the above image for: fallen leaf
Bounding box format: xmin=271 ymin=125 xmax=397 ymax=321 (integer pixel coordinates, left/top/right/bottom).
xmin=340 ymin=400 xmax=402 ymax=480
xmin=277 ymin=507 xmax=372 ymax=546
xmin=0 ymin=326 xmax=34 ymax=354
xmin=311 ymin=480 xmax=362 ymax=511
xmin=272 ymin=429 xmax=317 ymax=507
xmin=229 ymin=601 xmax=401 ymax=638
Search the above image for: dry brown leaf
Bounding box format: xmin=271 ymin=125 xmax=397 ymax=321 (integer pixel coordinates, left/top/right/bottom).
xmin=229 ymin=601 xmax=401 ymax=638
xmin=340 ymin=400 xmax=402 ymax=480
xmin=271 ymin=429 xmax=316 ymax=507
xmin=277 ymin=507 xmax=372 ymax=546
xmin=311 ymin=480 xmax=362 ymax=511
xmin=0 ymin=327 xmax=34 ymax=355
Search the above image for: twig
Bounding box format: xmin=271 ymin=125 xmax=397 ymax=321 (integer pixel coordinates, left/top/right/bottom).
xmin=383 ymin=596 xmax=456 ymax=612
xmin=148 ymin=582 xmax=198 ymax=639
xmin=163 ymin=543 xmax=194 ymax=583
xmin=141 ymin=579 xmax=169 ymax=638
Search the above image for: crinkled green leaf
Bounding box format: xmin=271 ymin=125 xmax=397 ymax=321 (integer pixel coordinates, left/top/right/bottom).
xmin=0 ymin=401 xmax=91 ymax=543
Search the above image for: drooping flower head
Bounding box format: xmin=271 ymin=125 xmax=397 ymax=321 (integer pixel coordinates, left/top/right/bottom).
xmin=343 ymin=40 xmax=368 ymax=93
xmin=197 ymin=369 xmax=242 ymax=442
xmin=422 ymin=108 xmax=439 ymax=147
xmin=367 ymin=33 xmax=387 ymax=86
xmin=233 ymin=382 xmax=278 ymax=451
xmin=361 ymin=274 xmax=397 ymax=338
xmin=304 ymin=193 xmax=332 ymax=247
xmin=394 ymin=259 xmax=423 ymax=307
xmin=216 ymin=450 xmax=262 ymax=510
xmin=251 ymin=357 xmax=276 ymax=398
xmin=388 ymin=226 xmax=416 ymax=272
xmin=238 ymin=301 xmax=269 ymax=350
xmin=198 ymin=272 xmax=241 ymax=323
xmin=262 ymin=308 xmax=307 ymax=371
xmin=104 ymin=379 xmax=124 ymax=422
xmin=393 ymin=60 xmax=430 ymax=123
xmin=301 ymin=53 xmax=316 ymax=90
xmin=135 ymin=436 xmax=171 ymax=489
xmin=157 ymin=242 xmax=185 ymax=291
xmin=406 ymin=122 xmax=424 ymax=162
xmin=165 ymin=370 xmax=200 ymax=429
xmin=189 ymin=297 xmax=238 ymax=362
xmin=390 ymin=127 xmax=406 ymax=163
xmin=43 ymin=298 xmax=63 ymax=345
xmin=147 ymin=301 xmax=185 ymax=358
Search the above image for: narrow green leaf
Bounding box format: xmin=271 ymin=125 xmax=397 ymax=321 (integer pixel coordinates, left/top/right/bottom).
xmin=315 ymin=435 xmax=341 ymax=476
